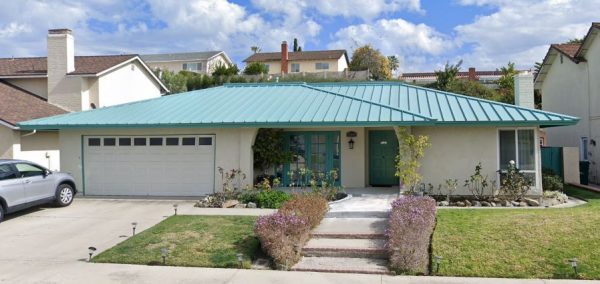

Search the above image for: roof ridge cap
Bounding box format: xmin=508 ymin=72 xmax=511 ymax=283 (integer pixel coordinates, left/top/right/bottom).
xmin=301 ymin=84 xmax=435 ymax=121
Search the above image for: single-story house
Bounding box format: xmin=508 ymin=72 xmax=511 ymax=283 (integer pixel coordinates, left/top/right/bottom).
xmin=18 ymin=81 xmax=577 ymax=197
xmin=141 ymin=51 xmax=233 ymax=75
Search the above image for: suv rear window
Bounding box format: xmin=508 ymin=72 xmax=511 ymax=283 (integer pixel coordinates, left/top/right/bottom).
xmin=0 ymin=164 xmax=16 ymax=180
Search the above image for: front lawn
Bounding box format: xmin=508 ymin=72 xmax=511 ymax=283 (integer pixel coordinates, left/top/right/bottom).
xmin=432 ymin=186 xmax=600 ymax=279
xmin=93 ymin=215 xmax=259 ymax=268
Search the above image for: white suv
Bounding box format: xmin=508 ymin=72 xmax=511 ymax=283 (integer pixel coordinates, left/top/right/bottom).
xmin=0 ymin=159 xmax=77 ymax=223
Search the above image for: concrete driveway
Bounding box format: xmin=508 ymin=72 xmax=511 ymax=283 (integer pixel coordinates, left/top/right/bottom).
xmin=0 ymin=198 xmax=195 ymax=282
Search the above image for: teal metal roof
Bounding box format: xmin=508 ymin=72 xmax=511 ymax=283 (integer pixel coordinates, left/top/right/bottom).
xmin=18 ymin=82 xmax=578 ymax=130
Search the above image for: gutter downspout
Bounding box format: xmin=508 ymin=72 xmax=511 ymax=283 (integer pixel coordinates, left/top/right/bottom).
xmin=21 ymin=129 xmax=37 ymax=137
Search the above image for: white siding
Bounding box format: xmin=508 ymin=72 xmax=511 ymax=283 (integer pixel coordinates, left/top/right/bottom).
xmin=97 ymin=61 xmax=162 ymax=108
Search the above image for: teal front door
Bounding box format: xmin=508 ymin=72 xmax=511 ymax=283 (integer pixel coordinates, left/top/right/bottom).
xmin=369 ymin=130 xmax=399 ymax=186
xmin=282 ymin=132 xmax=341 ymax=186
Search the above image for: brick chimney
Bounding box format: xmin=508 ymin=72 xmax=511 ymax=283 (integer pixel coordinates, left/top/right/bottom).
xmin=514 ymin=71 xmax=535 ymax=108
xmin=281 ymin=41 xmax=288 ymax=74
xmin=468 ymin=67 xmax=477 ymax=81
xmin=47 ymin=29 xmax=78 ymax=111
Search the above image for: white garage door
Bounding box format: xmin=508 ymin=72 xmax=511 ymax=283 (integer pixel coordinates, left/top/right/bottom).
xmin=83 ymin=135 xmax=215 ymax=196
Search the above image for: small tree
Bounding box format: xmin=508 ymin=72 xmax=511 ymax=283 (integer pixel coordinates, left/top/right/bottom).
xmin=444 ymin=179 xmax=458 ymax=202
xmin=496 ymin=62 xmax=518 ymax=104
xmin=243 ymin=62 xmax=269 ymax=75
xmin=250 ymin=46 xmax=261 ymax=54
xmin=388 ymin=55 xmax=399 ymax=74
xmin=293 ymin=38 xmax=301 ymax=52
xmin=349 ymin=45 xmax=391 ymax=80
xmin=253 ymin=129 xmax=293 ymax=175
xmin=212 ymin=62 xmax=239 ymax=76
xmin=434 ymin=60 xmax=462 ymax=91
xmin=395 ymin=128 xmax=430 ymax=195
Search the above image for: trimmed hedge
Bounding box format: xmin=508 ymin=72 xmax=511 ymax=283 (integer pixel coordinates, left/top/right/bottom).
xmin=386 ymin=196 xmax=437 ymax=275
xmin=254 ymin=194 xmax=328 ymax=269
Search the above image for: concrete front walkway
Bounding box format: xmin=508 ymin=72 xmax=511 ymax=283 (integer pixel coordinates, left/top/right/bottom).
xmin=2 ymin=262 xmax=595 ymax=284
xmin=329 ymin=187 xmax=397 ymax=214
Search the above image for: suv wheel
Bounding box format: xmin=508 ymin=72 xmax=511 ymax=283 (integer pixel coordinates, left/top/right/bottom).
xmin=56 ymin=184 xmax=74 ymax=207
xmin=0 ymin=205 xmax=4 ymax=223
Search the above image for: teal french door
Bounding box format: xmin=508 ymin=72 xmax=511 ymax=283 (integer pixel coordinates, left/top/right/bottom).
xmin=282 ymin=131 xmax=341 ymax=186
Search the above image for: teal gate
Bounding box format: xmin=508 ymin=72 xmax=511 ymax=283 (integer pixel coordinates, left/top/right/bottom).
xmin=541 ymin=147 xmax=563 ymax=179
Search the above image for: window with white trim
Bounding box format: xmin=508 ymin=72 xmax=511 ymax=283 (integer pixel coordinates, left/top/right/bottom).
xmin=182 ymin=62 xmax=202 ymax=71
xmin=315 ymin=62 xmax=329 ymax=70
xmin=499 ymin=129 xmax=536 ymax=183
xmin=580 ymin=137 xmax=589 ymax=161
xmin=291 ymin=63 xmax=300 ymax=73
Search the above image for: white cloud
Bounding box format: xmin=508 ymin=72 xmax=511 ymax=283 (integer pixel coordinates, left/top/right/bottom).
xmin=328 ymin=18 xmax=453 ymax=71
xmin=455 ymin=0 xmax=598 ymax=69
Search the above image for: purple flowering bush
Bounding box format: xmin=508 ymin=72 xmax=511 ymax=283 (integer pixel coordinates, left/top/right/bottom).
xmin=386 ymin=196 xmax=437 ymax=275
xmin=254 ymin=194 xmax=328 ymax=268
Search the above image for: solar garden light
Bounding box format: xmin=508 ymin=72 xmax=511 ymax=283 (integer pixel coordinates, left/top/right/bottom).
xmin=88 ymin=246 xmax=97 ymax=262
xmin=236 ymin=253 xmax=244 ymax=268
xmin=161 ymin=248 xmax=168 ymax=265
xmin=173 ymin=204 xmax=178 ymax=216
xmin=434 ymin=255 xmax=443 ymax=274
xmin=569 ymin=258 xmax=578 ymax=276
xmin=131 ymin=222 xmax=138 ymax=236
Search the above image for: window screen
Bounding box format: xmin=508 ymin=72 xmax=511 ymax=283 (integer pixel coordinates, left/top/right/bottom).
xmin=499 ymin=130 xmax=516 ymax=170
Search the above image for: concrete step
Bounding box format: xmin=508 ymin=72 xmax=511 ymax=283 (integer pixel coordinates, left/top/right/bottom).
xmin=326 ymin=211 xmax=389 ymax=218
xmin=311 ymin=218 xmax=388 ymax=238
xmin=292 ymin=257 xmax=390 ymax=275
xmin=302 ymin=238 xmax=387 ymax=259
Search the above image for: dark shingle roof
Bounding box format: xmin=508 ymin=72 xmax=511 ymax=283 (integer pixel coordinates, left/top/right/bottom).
xmin=0 ymin=80 xmax=66 ymax=126
xmin=551 ymin=43 xmax=581 ymax=60
xmin=243 ymin=50 xmax=347 ymax=62
xmin=0 ymin=55 xmax=136 ymax=77
xmin=141 ymin=51 xmax=223 ymax=62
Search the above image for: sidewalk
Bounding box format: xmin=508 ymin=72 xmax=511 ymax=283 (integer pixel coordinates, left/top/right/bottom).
xmin=1 ymin=262 xmax=593 ymax=284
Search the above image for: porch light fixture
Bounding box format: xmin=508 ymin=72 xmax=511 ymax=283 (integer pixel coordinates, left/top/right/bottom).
xmin=348 ymin=138 xmax=355 ymax=150
xmin=346 ymin=131 xmax=357 ymax=150
xmin=569 ymin=258 xmax=578 ymax=276
xmin=88 ymin=246 xmax=97 ymax=262
xmin=236 ymin=253 xmax=244 ymax=268
xmin=434 ymin=255 xmax=442 ymax=274
xmin=161 ymin=248 xmax=168 ymax=265
xmin=131 ymin=222 xmax=138 ymax=236
xmin=173 ymin=204 xmax=178 ymax=216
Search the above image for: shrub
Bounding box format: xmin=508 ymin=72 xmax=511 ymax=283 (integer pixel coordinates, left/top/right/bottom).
xmin=387 ymin=196 xmax=437 ymax=275
xmin=280 ymin=194 xmax=328 ymax=228
xmin=542 ymin=170 xmax=564 ymax=192
xmin=499 ymin=161 xmax=532 ymax=200
xmin=464 ymin=163 xmax=495 ymax=200
xmin=543 ymin=190 xmax=568 ymax=204
xmin=256 ymin=190 xmax=291 ymax=209
xmin=254 ymin=212 xmax=310 ymax=268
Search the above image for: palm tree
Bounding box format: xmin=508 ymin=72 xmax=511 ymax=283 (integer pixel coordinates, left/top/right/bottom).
xmin=387 ymin=55 xmax=399 ymax=73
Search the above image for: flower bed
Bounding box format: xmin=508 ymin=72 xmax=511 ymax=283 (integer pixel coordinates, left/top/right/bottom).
xmin=386 ymin=196 xmax=437 ymax=275
xmin=254 ymin=194 xmax=328 ymax=269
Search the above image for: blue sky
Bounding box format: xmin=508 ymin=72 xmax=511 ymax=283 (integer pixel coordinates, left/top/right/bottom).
xmin=0 ymin=0 xmax=597 ymax=72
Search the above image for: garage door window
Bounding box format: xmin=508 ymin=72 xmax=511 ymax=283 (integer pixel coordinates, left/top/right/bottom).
xmin=88 ymin=138 xmax=101 ymax=146
xmin=198 ymin=137 xmax=212 ymax=145
xmin=182 ymin=137 xmax=195 ymax=146
xmin=103 ymin=138 xmax=116 ymax=146
xmin=134 ymin=138 xmax=147 ymax=146
xmin=166 ymin=137 xmax=179 ymax=146
xmin=150 ymin=137 xmax=163 ymax=146
xmin=119 ymin=138 xmax=131 ymax=146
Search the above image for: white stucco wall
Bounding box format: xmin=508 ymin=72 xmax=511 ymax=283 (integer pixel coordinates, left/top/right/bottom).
xmin=4 ymin=78 xmax=48 ymax=98
xmin=256 ymin=58 xmax=347 ymax=75
xmin=97 ymin=61 xmax=162 ymax=108
xmin=58 ymin=127 xmax=258 ymax=194
xmin=56 ymin=125 xmax=543 ymax=196
xmin=0 ymin=126 xmax=17 ymax=159
xmin=147 ymin=60 xmax=209 ymax=74
xmin=13 ymin=131 xmax=60 ymax=170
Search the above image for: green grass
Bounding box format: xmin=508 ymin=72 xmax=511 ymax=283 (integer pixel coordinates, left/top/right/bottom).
xmin=432 ymin=186 xmax=600 ymax=279
xmin=93 ymin=215 xmax=259 ymax=268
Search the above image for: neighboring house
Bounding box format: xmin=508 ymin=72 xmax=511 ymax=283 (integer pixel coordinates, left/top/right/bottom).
xmin=0 ymin=29 xmax=168 ymax=170
xmin=535 ymin=22 xmax=600 ymax=184
xmin=141 ymin=51 xmax=233 ymax=75
xmin=243 ymin=41 xmax=349 ymax=75
xmin=20 ymin=79 xmax=577 ymax=197
xmin=400 ymin=67 xmax=526 ymax=89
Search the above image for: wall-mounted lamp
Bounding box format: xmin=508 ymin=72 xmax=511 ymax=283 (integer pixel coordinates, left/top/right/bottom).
xmin=346 ymin=131 xmax=357 ymax=150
